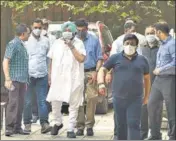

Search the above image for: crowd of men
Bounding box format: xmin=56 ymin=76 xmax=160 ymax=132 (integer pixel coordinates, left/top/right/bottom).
xmin=2 ymin=17 xmax=175 ymax=140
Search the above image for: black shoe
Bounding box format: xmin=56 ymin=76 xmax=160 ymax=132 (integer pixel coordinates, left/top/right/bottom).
xmin=5 ymin=130 xmax=13 ymax=136
xmin=76 ymin=129 xmax=84 ymax=136
xmin=87 ymin=128 xmax=94 ymax=136
xmin=13 ymin=129 xmax=30 ymax=135
xmin=50 ymin=124 xmax=63 ymax=135
xmin=67 ymin=131 xmax=76 ymax=138
xmin=41 ymin=123 xmax=52 ymax=134
xmin=31 ymin=116 xmax=39 ymax=123
xmin=145 ymin=136 xmax=162 ymax=140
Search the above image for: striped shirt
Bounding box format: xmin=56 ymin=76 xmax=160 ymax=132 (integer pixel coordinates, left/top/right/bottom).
xmin=4 ymin=37 xmax=29 ymax=83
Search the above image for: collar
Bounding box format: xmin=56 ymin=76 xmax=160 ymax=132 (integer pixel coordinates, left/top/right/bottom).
xmin=15 ymin=36 xmax=24 ymax=46
xmin=122 ymin=51 xmax=138 ymax=60
xmin=161 ymin=35 xmax=172 ymax=44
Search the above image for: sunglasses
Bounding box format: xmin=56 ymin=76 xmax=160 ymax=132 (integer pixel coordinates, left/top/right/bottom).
xmin=34 ymin=27 xmax=42 ymax=30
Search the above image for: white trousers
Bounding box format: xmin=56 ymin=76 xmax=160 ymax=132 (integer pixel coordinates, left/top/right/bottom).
xmin=50 ymin=87 xmax=83 ymax=132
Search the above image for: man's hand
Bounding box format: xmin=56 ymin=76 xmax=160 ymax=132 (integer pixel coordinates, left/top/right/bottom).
xmin=105 ymin=73 xmax=112 ymax=84
xmin=64 ymin=40 xmax=73 ymax=48
xmin=153 ymin=68 xmax=160 ymax=75
xmin=143 ymin=97 xmax=148 ymax=105
xmin=91 ymin=71 xmax=97 ymax=84
xmin=98 ymin=84 xmax=106 ymax=96
xmin=5 ymin=80 xmax=12 ymax=90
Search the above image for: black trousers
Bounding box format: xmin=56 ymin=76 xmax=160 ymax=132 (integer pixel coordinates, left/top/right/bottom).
xmin=148 ymin=75 xmax=175 ymax=140
xmin=5 ymin=82 xmax=26 ymax=131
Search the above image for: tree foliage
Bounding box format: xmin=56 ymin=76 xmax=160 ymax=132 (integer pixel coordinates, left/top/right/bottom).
xmin=1 ymin=0 xmax=175 ymax=21
xmin=1 ymin=0 xmax=175 ymax=37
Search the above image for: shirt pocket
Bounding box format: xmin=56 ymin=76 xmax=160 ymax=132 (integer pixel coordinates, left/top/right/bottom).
xmin=39 ymin=43 xmax=48 ymax=55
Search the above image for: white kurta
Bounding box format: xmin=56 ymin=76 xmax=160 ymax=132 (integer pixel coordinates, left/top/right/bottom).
xmin=46 ymin=37 xmax=86 ymax=105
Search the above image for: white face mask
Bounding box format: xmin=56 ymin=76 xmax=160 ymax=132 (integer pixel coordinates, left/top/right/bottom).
xmin=124 ymin=45 xmax=136 ymax=56
xmin=41 ymin=30 xmax=47 ymax=36
xmin=33 ymin=29 xmax=42 ymax=36
xmin=146 ymin=35 xmax=158 ymax=48
xmin=62 ymin=32 xmax=73 ymax=40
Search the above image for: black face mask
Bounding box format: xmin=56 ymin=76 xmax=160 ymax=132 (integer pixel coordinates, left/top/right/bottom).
xmin=77 ymin=31 xmax=87 ymax=39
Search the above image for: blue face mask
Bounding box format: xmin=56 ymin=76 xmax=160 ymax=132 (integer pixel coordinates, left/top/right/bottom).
xmin=77 ymin=31 xmax=87 ymax=39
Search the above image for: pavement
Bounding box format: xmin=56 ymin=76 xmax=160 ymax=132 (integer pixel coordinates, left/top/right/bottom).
xmin=0 ymin=109 xmax=169 ymax=140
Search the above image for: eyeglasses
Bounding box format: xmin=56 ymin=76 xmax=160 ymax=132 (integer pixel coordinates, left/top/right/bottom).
xmin=34 ymin=27 xmax=42 ymax=30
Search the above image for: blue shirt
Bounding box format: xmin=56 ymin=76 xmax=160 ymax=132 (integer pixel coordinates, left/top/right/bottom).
xmin=25 ymin=35 xmax=50 ymax=78
xmin=4 ymin=37 xmax=29 ymax=83
xmin=83 ymin=33 xmax=103 ymax=69
xmin=156 ymin=35 xmax=175 ymax=75
xmin=103 ymin=52 xmax=149 ymax=99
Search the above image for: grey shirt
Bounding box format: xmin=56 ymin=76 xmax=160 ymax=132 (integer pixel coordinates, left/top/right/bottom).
xmin=141 ymin=46 xmax=159 ymax=83
xmin=25 ymin=34 xmax=50 ymax=78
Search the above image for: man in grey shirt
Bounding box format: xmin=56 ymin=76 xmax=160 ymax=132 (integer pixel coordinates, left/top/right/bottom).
xmin=140 ymin=25 xmax=163 ymax=140
xmin=23 ymin=18 xmax=51 ymax=134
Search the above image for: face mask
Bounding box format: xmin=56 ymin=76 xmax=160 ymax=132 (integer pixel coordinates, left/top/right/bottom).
xmin=146 ymin=35 xmax=158 ymax=48
xmin=77 ymin=31 xmax=87 ymax=39
xmin=33 ymin=29 xmax=41 ymax=36
xmin=41 ymin=30 xmax=47 ymax=36
xmin=62 ymin=31 xmax=73 ymax=40
xmin=124 ymin=45 xmax=136 ymax=56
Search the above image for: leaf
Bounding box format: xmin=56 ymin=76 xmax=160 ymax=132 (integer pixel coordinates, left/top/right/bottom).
xmin=120 ymin=12 xmax=129 ymax=18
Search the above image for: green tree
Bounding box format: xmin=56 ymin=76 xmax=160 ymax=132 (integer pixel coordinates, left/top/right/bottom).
xmin=1 ymin=0 xmax=175 ymax=38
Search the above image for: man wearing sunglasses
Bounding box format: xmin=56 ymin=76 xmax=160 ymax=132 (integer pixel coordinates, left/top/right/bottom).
xmin=23 ymin=18 xmax=51 ymax=134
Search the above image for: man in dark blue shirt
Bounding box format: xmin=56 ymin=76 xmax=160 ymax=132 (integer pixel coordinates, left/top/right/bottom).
xmin=97 ymin=34 xmax=151 ymax=140
xmin=147 ymin=22 xmax=175 ymax=140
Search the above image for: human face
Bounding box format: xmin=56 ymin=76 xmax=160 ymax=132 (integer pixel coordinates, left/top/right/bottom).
xmin=154 ymin=29 xmax=163 ymax=41
xmin=32 ymin=22 xmax=42 ymax=36
xmin=21 ymin=28 xmax=30 ymax=41
xmin=145 ymin=27 xmax=158 ymax=47
xmin=76 ymin=26 xmax=88 ymax=40
xmin=145 ymin=27 xmax=155 ymax=36
xmin=125 ymin=26 xmax=136 ymax=34
xmin=123 ymin=39 xmax=137 ymax=56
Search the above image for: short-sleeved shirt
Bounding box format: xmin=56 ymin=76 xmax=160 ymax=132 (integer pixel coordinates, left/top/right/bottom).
xmin=4 ymin=37 xmax=29 ymax=83
xmin=25 ymin=34 xmax=50 ymax=78
xmin=103 ymin=51 xmax=149 ymax=99
xmin=83 ymin=32 xmax=103 ymax=69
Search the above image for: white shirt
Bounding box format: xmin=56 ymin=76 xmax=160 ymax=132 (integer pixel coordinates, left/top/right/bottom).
xmin=25 ymin=34 xmax=50 ymax=78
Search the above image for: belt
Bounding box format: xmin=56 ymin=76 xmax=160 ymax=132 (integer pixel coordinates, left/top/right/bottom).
xmin=84 ymin=67 xmax=96 ymax=72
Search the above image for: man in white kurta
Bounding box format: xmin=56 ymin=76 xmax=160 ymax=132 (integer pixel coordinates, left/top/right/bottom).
xmin=46 ymin=21 xmax=86 ymax=138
